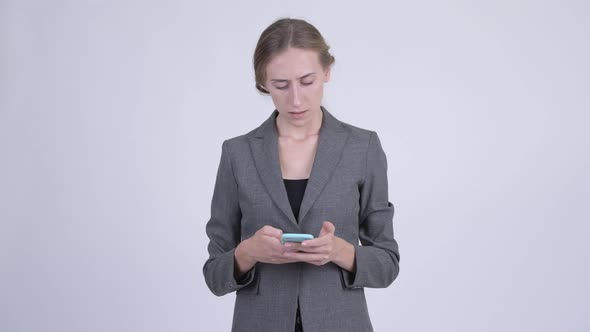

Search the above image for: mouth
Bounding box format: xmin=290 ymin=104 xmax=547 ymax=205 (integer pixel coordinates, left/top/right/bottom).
xmin=289 ymin=110 xmax=307 ymax=115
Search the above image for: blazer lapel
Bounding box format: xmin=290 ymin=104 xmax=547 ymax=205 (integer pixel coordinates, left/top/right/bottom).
xmin=249 ymin=106 xmax=350 ymax=227
xmin=249 ymin=111 xmax=297 ymax=226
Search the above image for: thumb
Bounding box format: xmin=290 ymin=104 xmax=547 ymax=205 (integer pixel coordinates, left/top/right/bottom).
xmin=319 ymin=221 xmax=335 ymax=237
xmin=262 ymin=225 xmax=283 ymax=239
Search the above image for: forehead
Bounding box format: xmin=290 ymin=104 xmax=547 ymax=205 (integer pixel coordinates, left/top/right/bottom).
xmin=265 ymin=48 xmax=322 ymax=79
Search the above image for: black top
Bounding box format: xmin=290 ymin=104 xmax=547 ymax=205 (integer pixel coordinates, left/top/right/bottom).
xmin=283 ymin=178 xmax=308 ymax=330
xmin=283 ymin=178 xmax=308 ymax=222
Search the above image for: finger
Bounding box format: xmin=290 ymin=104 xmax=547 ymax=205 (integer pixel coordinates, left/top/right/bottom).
xmin=282 ymin=242 xmax=303 ymax=250
xmin=270 ymin=247 xmax=301 ymax=262
xmin=265 ymin=256 xmax=300 ymax=265
xmin=291 ymin=245 xmax=327 ymax=253
xmin=301 ymin=235 xmax=331 ymax=248
xmin=274 ymin=251 xmax=301 ymax=264
xmin=283 ymin=251 xmax=330 ymax=263
xmin=319 ymin=221 xmax=335 ymax=237
xmin=283 ymin=242 xmax=324 ymax=253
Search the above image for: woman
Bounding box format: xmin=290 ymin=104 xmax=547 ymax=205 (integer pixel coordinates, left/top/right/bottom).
xmin=203 ymin=18 xmax=400 ymax=332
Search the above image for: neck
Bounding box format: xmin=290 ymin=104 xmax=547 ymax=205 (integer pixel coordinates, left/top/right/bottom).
xmin=276 ymin=108 xmax=323 ymax=140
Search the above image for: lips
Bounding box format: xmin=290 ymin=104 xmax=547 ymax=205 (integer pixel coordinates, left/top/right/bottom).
xmin=289 ymin=110 xmax=307 ymax=114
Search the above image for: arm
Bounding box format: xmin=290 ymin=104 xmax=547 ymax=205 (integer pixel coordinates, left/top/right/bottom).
xmin=341 ymin=131 xmax=401 ymax=289
xmin=203 ymin=140 xmax=257 ymax=296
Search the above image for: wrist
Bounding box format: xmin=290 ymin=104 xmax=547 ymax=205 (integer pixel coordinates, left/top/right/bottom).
xmin=236 ymin=239 xmax=256 ymax=267
xmin=333 ymin=237 xmax=355 ymax=272
xmin=332 ymin=237 xmax=345 ymax=263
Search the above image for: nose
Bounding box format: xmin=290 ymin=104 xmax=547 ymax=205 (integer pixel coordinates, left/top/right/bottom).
xmin=290 ymin=84 xmax=302 ymax=107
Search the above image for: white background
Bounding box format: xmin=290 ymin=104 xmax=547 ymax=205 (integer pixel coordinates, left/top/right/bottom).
xmin=1 ymin=0 xmax=589 ymax=331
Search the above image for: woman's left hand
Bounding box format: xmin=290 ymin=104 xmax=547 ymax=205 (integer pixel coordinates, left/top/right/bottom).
xmin=282 ymin=221 xmax=354 ymax=270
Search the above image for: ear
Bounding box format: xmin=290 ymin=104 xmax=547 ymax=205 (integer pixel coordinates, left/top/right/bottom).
xmin=323 ymin=67 xmax=331 ymax=83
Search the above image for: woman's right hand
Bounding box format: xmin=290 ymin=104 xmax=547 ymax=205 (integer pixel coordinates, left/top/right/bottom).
xmin=234 ymin=226 xmax=295 ymax=276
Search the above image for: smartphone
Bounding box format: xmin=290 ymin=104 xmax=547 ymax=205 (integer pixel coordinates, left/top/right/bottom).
xmin=281 ymin=233 xmax=314 ymax=244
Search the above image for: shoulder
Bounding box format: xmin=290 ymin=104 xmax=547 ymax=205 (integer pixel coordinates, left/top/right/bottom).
xmin=220 ymin=128 xmax=256 ymax=152
xmin=215 ymin=125 xmax=261 ymax=163
xmin=338 ymin=118 xmax=388 ymax=162
xmin=334 ymin=115 xmax=383 ymax=156
xmin=339 ymin=119 xmax=376 ymax=142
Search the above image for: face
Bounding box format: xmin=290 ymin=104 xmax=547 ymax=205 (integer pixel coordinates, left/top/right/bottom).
xmin=262 ymin=47 xmax=331 ymax=125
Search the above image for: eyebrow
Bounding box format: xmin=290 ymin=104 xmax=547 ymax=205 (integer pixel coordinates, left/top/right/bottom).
xmin=270 ymin=72 xmax=316 ymax=83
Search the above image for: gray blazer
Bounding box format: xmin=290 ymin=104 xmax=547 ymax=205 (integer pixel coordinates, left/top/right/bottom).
xmin=203 ymin=106 xmax=400 ymax=332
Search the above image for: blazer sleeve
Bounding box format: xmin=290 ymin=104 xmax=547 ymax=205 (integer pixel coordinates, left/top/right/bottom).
xmin=341 ymin=131 xmax=400 ymax=289
xmin=203 ymin=140 xmax=257 ymax=296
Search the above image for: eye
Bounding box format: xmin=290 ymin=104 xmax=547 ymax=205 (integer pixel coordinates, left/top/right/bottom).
xmin=301 ymin=81 xmax=314 ymax=86
xmin=275 ymin=85 xmax=288 ymax=90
